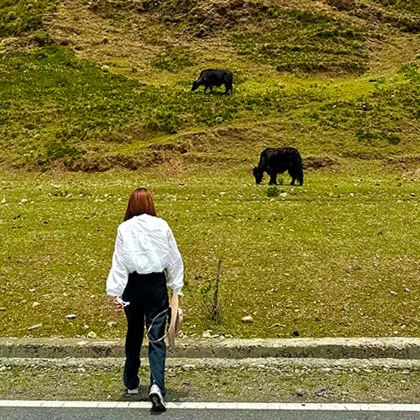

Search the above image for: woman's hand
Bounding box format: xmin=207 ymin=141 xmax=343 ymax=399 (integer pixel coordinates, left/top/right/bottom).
xmin=113 ymin=296 xmax=125 ymax=312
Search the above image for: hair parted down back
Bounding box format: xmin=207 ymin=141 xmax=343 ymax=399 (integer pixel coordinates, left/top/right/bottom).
xmin=124 ymin=187 xmax=157 ymax=221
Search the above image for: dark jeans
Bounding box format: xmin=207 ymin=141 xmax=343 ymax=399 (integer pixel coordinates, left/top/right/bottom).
xmin=122 ymin=271 xmax=169 ymax=395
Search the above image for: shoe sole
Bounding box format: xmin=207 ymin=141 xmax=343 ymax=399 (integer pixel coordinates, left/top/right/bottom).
xmin=150 ymin=393 xmax=166 ymax=412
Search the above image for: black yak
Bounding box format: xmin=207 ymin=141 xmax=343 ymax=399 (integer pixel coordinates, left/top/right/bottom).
xmin=192 ymin=69 xmax=233 ymax=94
xmin=253 ymin=147 xmax=304 ymax=186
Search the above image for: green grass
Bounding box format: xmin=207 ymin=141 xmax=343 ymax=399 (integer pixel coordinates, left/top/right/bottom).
xmin=0 ymin=0 xmax=59 ymax=38
xmin=1 ymin=45 xmax=418 ymax=170
xmin=0 ymin=0 xmax=419 ymax=339
xmin=326 ymin=0 xmax=420 ymax=33
xmin=152 ymin=46 xmax=196 ymax=73
xmin=0 ymin=163 xmax=419 ymax=339
xmin=1 ymin=363 xmax=419 ymax=402
xmin=374 ymin=0 xmax=420 ymax=14
xmin=232 ymin=9 xmax=368 ymax=74
xmin=145 ymin=1 xmax=371 ymax=73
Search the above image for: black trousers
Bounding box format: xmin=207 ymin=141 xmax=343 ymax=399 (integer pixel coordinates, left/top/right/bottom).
xmin=122 ymin=271 xmax=169 ymax=395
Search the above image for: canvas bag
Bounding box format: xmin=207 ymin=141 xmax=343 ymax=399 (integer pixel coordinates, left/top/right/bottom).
xmin=167 ymin=292 xmax=183 ymax=351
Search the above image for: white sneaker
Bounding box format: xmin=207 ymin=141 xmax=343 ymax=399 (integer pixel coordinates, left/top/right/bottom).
xmin=127 ymin=387 xmax=138 ymax=395
xmin=149 ymin=384 xmax=166 ymax=412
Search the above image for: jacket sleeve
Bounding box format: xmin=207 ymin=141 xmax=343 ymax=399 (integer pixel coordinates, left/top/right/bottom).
xmin=164 ymin=225 xmax=184 ymax=296
xmin=106 ymin=227 xmax=129 ymax=297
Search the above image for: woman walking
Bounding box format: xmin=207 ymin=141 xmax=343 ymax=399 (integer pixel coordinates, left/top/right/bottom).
xmin=106 ymin=187 xmax=184 ymax=412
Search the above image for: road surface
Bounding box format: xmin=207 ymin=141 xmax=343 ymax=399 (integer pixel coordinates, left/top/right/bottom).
xmin=0 ymin=401 xmax=419 ymax=420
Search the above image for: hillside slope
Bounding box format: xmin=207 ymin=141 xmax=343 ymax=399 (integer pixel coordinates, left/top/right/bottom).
xmin=0 ymin=1 xmax=419 ymax=339
xmin=0 ymin=0 xmax=419 ymax=171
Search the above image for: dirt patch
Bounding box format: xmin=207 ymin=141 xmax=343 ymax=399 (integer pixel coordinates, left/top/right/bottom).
xmin=340 ymin=150 xmax=385 ymax=160
xmin=303 ymin=155 xmax=339 ymax=170
xmin=148 ymin=141 xmax=190 ymax=154
xmin=139 ymin=0 xmax=269 ymax=32
xmin=213 ymin=126 xmax=250 ymax=141
xmin=66 ymin=154 xmax=142 ymax=172
xmin=176 ymin=126 xmax=266 ymax=151
xmin=64 ymin=147 xmax=189 ymax=172
xmin=385 ymin=156 xmax=420 ymax=173
xmin=133 ymin=0 xmax=326 ymax=37
xmin=385 ymin=155 xmax=420 ymax=165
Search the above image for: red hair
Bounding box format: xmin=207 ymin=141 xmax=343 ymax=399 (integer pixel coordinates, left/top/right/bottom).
xmin=124 ymin=187 xmax=157 ymax=221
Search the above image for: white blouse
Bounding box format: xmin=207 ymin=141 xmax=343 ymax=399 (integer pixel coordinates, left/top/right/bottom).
xmin=106 ymin=214 xmax=184 ymax=297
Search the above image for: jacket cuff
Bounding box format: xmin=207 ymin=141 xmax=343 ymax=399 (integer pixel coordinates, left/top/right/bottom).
xmin=172 ymin=288 xmax=184 ymax=297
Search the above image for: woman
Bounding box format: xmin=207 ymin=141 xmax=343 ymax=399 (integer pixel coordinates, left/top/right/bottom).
xmin=106 ymin=187 xmax=184 ymax=412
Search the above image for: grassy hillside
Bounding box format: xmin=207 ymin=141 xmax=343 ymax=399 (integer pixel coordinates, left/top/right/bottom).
xmin=0 ymin=0 xmax=419 ymax=170
xmin=0 ymin=0 xmax=419 ymax=339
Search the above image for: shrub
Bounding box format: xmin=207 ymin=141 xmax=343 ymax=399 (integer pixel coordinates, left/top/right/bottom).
xmin=0 ymin=0 xmax=59 ymax=38
xmin=45 ymin=138 xmax=84 ymax=161
xmin=267 ymin=185 xmax=279 ymax=197
xmin=146 ymin=110 xmax=180 ymax=134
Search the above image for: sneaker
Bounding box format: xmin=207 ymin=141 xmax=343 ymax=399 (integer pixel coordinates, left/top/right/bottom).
xmin=127 ymin=387 xmax=139 ymax=395
xmin=149 ymin=384 xmax=166 ymax=412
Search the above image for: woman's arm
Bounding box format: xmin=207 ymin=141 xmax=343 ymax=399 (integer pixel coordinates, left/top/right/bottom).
xmin=106 ymin=227 xmax=129 ymax=298
xmin=165 ymin=226 xmax=184 ymax=296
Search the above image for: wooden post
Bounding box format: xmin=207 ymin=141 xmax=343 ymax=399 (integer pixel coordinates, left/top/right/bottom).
xmin=211 ymin=258 xmax=222 ymax=321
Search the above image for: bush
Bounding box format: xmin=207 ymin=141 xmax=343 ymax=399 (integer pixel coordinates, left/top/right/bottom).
xmin=267 ymin=185 xmax=279 ymax=197
xmin=0 ymin=0 xmax=59 ymax=38
xmin=45 ymin=138 xmax=84 ymax=161
xmin=146 ymin=110 xmax=180 ymax=134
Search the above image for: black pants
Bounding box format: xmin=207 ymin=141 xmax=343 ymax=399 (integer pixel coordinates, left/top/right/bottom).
xmin=122 ymin=271 xmax=169 ymax=395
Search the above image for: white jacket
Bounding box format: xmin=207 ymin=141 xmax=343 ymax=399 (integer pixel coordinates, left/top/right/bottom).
xmin=106 ymin=214 xmax=184 ymax=297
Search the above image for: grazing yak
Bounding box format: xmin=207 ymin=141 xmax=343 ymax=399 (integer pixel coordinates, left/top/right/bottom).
xmin=253 ymin=147 xmax=304 ymax=186
xmin=192 ymin=69 xmax=233 ymax=94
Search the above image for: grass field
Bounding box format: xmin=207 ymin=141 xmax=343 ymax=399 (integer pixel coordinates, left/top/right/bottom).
xmin=1 ymin=161 xmax=418 ymax=338
xmin=1 ymin=362 xmax=419 ymax=402
xmin=0 ymin=0 xmax=419 ymax=339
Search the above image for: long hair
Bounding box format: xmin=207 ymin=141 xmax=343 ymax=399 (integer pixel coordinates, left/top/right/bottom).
xmin=124 ymin=187 xmax=157 ymax=221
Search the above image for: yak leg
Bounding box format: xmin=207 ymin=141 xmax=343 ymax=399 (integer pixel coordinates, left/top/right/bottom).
xmin=267 ymin=168 xmax=277 ymax=185
xmin=289 ymin=169 xmax=296 ymax=185
xmin=288 ymin=167 xmax=303 ymax=186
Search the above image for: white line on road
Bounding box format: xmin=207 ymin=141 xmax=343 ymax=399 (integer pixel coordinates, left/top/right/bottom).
xmin=0 ymin=401 xmax=419 ymax=411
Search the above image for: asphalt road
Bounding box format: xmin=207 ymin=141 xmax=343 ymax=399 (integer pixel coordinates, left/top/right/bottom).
xmin=1 ymin=408 xmax=419 ymax=420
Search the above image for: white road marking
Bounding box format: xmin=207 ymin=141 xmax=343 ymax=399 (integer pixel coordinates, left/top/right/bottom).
xmin=0 ymin=401 xmax=419 ymax=411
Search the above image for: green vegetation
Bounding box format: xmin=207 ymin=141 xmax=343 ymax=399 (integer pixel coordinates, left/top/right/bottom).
xmin=326 ymin=0 xmax=419 ymax=33
xmin=0 ymin=0 xmax=58 ymax=38
xmin=1 ymin=363 xmax=419 ymax=402
xmin=0 ymin=0 xmax=419 ymax=339
xmin=0 ymin=165 xmax=419 ymax=338
xmin=152 ymin=46 xmax=196 ymax=72
xmin=1 ymin=45 xmax=418 ymax=169
xmin=233 ymin=9 xmax=367 ymax=74
xmin=374 ymin=0 xmax=420 ymax=14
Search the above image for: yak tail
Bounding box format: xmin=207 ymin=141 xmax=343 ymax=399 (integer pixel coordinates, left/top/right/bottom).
xmin=297 ymin=166 xmax=304 ymax=185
